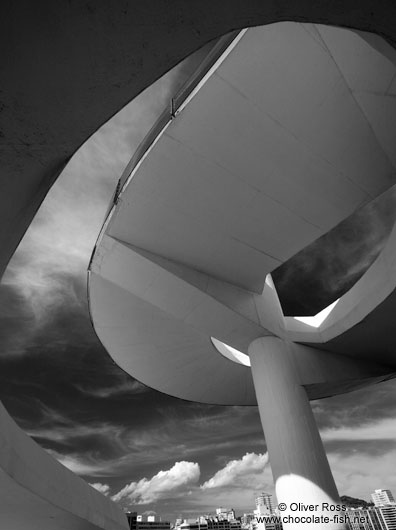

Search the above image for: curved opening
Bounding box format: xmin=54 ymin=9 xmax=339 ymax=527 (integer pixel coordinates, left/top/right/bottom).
xmin=211 ymin=337 xmax=251 ymax=367
xmin=293 ymin=299 xmax=339 ymax=328
xmin=211 ymin=300 xmax=341 ymax=357
xmin=273 ymin=186 xmax=396 ymax=317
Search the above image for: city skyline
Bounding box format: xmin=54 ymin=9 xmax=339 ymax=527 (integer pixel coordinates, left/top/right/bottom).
xmin=122 ymin=486 xmax=395 ymax=524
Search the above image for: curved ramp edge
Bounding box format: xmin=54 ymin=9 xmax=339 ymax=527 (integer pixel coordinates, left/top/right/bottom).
xmin=0 ymin=403 xmax=128 ymax=530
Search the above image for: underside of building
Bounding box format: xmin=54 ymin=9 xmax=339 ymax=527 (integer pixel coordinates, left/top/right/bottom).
xmin=2 ymin=2 xmax=396 ymax=529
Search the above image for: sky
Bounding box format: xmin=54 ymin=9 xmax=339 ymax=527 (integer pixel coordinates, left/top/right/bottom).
xmin=1 ymin=27 xmax=396 ymax=524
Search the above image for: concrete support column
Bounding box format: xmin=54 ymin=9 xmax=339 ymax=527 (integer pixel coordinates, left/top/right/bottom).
xmin=248 ymin=336 xmax=347 ymax=530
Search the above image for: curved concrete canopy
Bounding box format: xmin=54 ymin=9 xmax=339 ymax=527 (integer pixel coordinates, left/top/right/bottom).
xmin=2 ymin=4 xmax=396 ymax=527
xmin=89 ymin=23 xmax=396 ymax=405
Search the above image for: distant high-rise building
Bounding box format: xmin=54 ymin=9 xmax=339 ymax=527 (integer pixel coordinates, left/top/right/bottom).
xmin=377 ymin=505 xmax=396 ymax=530
xmin=345 ymin=508 xmax=373 ymax=530
xmin=372 ymin=490 xmax=395 ymax=507
xmin=255 ymin=493 xmax=274 ymax=514
xmin=367 ymin=508 xmax=387 ymax=530
xmin=346 ymin=503 xmax=396 ymax=530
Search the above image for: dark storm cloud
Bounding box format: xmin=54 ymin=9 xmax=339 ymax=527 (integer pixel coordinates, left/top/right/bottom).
xmin=273 ymin=186 xmax=396 ymax=316
xmin=0 ymin=266 xmax=264 ymax=484
xmin=0 ymin=38 xmax=215 ymax=430
xmin=0 ymin=283 xmax=36 ymax=356
xmin=313 ymin=379 xmax=396 ymax=431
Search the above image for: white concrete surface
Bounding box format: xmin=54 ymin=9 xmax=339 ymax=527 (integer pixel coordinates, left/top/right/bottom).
xmin=89 ymin=236 xmax=392 ymax=404
xmin=89 ymin=24 xmax=396 ymax=404
xmin=107 ymin=23 xmax=396 ymax=293
xmin=249 ymin=337 xmax=346 ymax=530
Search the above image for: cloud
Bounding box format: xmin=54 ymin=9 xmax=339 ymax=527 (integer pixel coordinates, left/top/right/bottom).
xmin=321 ymin=417 xmax=396 ymax=442
xmin=112 ymin=461 xmax=200 ymax=504
xmin=0 ymin=41 xmax=201 ymax=358
xmin=47 ymin=450 xmax=113 ymax=477
xmin=201 ymin=452 xmax=269 ymax=490
xmin=169 ymin=453 xmax=275 ymax=516
xmin=329 ymin=449 xmax=396 ymax=499
xmin=29 ymin=418 xmax=126 ymax=448
xmin=74 ymin=379 xmax=149 ymax=398
xmin=312 ymin=379 xmax=396 ymax=431
xmin=273 ymin=185 xmax=396 ymax=315
xmin=89 ymin=482 xmax=110 ymax=496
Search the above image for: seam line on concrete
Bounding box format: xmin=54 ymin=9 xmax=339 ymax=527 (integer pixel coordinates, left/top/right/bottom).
xmin=316 ymin=25 xmax=396 ymax=177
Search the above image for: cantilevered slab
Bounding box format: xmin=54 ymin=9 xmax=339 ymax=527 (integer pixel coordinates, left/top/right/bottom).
xmin=108 ymin=24 xmax=396 ymax=293
xmin=89 ymin=236 xmax=393 ymax=404
xmin=89 ymin=24 xmax=396 ymax=404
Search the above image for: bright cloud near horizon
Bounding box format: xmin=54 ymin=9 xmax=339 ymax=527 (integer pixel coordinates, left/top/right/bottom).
xmin=112 ymin=461 xmax=201 ymax=505
xmin=201 ymin=453 xmax=269 ymax=490
xmin=88 ymin=453 xmax=274 ymax=512
xmin=86 ymin=444 xmax=396 ymax=514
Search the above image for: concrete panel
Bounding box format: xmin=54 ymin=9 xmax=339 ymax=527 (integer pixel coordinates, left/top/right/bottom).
xmin=89 ymin=238 xmax=394 ymax=403
xmin=353 ymin=92 xmax=396 ymax=169
xmin=215 ymin=24 xmax=395 ymax=193
xmin=109 ymin=24 xmax=396 ymax=294
xmin=316 ymin=26 xmax=396 ymax=95
xmin=91 ymin=235 xmax=272 ymax=346
xmin=89 ymin=271 xmax=257 ymax=405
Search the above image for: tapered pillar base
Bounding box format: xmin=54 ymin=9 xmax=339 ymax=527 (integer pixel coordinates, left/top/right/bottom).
xmin=249 ymin=337 xmax=347 ymax=530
